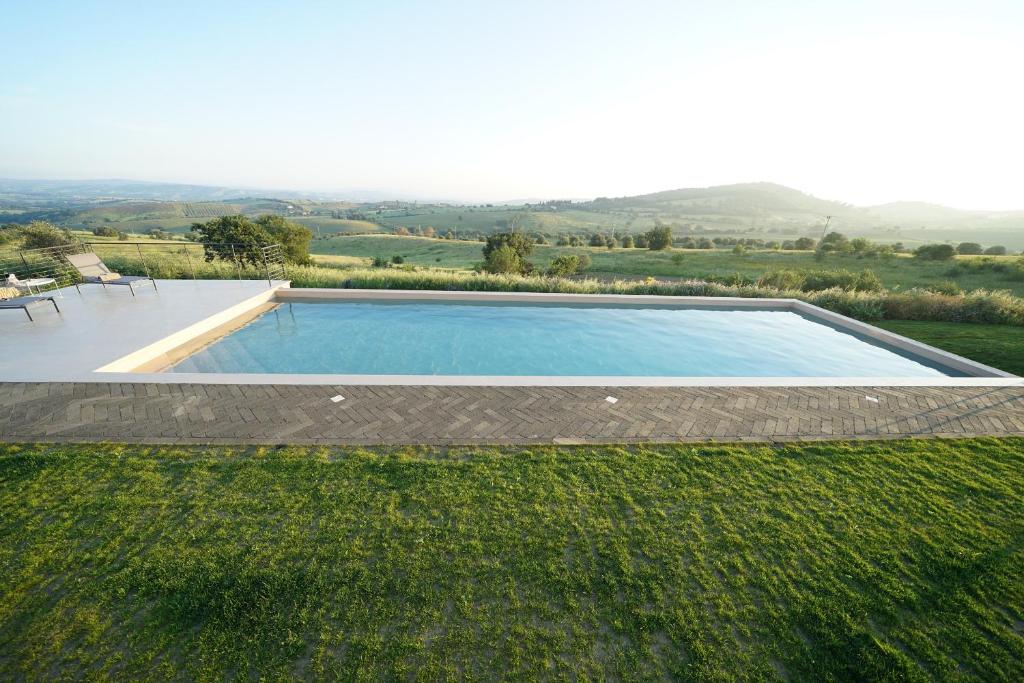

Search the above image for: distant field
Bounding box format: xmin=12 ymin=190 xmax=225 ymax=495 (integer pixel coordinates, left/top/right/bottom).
xmin=295 ymin=217 xmax=382 ymax=235
xmin=310 ymin=234 xmax=1024 ymax=295
xmin=311 ymin=234 xmax=490 ymax=268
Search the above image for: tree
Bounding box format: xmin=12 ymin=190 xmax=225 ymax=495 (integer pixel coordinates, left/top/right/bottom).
xmin=483 ymin=245 xmax=523 ymax=274
xmin=913 ymin=243 xmax=956 ymax=261
xmin=483 ymin=232 xmax=534 ymax=261
xmin=643 ymin=226 xmax=673 ymax=250
xmin=621 ymin=235 xmax=635 ymax=248
xmin=589 ymin=233 xmax=606 ymax=247
xmin=482 ymin=232 xmax=535 ymax=274
xmin=146 ymin=228 xmax=171 ymax=240
xmin=255 ymin=215 xmax=313 ymax=265
xmin=794 ymin=237 xmax=817 ymax=250
xmin=956 ymin=242 xmax=983 ymax=255
xmin=984 ymin=245 xmax=1007 ymax=255
xmin=817 ymin=232 xmax=850 ymax=254
xmin=92 ymin=226 xmax=119 ymax=237
xmin=191 ymin=215 xmax=272 ymax=267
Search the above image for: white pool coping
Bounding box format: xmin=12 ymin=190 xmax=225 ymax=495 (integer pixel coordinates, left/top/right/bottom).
xmin=82 ymin=287 xmax=1021 ymax=387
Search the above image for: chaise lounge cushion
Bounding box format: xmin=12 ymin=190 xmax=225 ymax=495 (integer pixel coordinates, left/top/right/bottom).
xmin=0 ymin=286 xmax=21 ymax=299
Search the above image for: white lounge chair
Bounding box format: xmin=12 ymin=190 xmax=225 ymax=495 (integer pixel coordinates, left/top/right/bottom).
xmin=65 ymin=252 xmax=157 ymax=296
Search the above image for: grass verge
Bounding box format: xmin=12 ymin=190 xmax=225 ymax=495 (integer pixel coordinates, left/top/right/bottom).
xmin=1 ymin=439 xmax=1022 ymax=680
xmin=875 ymin=321 xmax=1024 ymax=376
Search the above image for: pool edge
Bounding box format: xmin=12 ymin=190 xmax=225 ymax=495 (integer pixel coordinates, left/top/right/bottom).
xmin=93 ymin=287 xmax=1019 ymax=385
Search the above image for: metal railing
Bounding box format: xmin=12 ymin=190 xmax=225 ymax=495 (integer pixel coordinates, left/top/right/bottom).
xmin=0 ymin=240 xmax=288 ymax=293
xmin=0 ymin=243 xmax=85 ymax=292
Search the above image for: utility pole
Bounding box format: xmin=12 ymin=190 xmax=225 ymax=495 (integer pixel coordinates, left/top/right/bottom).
xmin=820 ymin=215 xmax=834 ymax=241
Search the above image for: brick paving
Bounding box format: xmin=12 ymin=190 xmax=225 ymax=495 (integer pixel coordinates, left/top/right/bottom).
xmin=1 ymin=382 xmax=1023 ymax=445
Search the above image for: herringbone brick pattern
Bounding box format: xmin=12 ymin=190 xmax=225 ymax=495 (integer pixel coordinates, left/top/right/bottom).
xmin=1 ymin=382 xmax=1022 ymax=444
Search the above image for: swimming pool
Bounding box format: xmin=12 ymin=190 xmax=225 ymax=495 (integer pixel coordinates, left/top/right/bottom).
xmin=167 ymin=299 xmax=967 ymax=378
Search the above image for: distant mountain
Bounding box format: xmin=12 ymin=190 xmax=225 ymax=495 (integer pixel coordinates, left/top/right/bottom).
xmin=864 ymin=201 xmax=1024 ymax=228
xmin=0 ymin=178 xmax=260 ymax=202
xmin=0 ymin=179 xmax=463 ymax=205
xmin=585 ymin=182 xmax=855 ymax=216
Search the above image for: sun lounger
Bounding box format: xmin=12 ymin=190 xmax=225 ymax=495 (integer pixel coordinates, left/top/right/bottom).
xmin=64 ymin=252 xmax=157 ymax=296
xmin=0 ymin=286 xmax=61 ymax=321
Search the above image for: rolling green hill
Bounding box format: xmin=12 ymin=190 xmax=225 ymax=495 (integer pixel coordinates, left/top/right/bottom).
xmin=3 ymin=180 xmax=1022 ymax=249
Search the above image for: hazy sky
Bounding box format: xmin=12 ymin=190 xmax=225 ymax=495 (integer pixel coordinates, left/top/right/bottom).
xmin=2 ymin=0 xmax=1022 ymax=208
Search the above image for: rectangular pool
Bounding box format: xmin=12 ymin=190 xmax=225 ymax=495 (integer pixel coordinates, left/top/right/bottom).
xmin=166 ymin=300 xmax=967 ymax=378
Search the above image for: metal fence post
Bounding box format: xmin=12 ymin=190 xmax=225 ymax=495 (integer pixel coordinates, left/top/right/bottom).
xmin=136 ymin=243 xmax=152 ymax=279
xmin=183 ymin=245 xmax=197 ymax=280
xmin=230 ymin=244 xmax=241 ymax=281
xmin=263 ymin=247 xmax=273 ymax=287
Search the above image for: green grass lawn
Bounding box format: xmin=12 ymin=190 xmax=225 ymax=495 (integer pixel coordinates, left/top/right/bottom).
xmin=2 ymin=439 xmax=1022 ymax=680
xmin=876 ymin=321 xmax=1024 ymax=376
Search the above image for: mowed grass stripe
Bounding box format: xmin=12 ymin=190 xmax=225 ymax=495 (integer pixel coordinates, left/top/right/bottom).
xmin=1 ymin=440 xmax=1022 ymax=680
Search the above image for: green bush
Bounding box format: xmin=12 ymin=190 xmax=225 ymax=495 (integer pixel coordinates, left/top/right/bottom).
xmin=757 ymin=270 xmax=805 ymax=290
xmin=957 ymin=242 xmax=983 ymax=255
xmin=914 ymin=244 xmax=956 ymax=261
xmin=546 ymin=254 xmax=590 ymax=277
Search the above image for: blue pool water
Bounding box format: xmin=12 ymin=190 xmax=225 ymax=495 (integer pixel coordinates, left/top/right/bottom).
xmin=168 ymin=301 xmax=962 ymax=377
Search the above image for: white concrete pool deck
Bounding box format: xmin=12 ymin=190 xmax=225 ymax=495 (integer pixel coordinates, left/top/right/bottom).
xmin=0 ymin=281 xmax=1020 ymax=387
xmin=0 ymin=279 xmax=286 ymax=383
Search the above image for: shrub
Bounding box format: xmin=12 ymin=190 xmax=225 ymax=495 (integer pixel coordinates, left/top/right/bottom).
xmin=391 ymin=255 xmax=404 ymax=264
xmin=984 ymin=245 xmax=1008 ymax=256
xmin=731 ymin=244 xmax=747 ymax=255
xmin=589 ymin=234 xmax=606 ymax=247
xmin=914 ymin=243 xmax=956 ymax=261
xmin=928 ymin=280 xmax=962 ymax=295
xmin=621 ymin=235 xmax=635 ymax=248
xmin=670 ymin=253 xmax=685 ymax=265
xmin=957 ymin=242 xmax=983 ymax=255
xmin=794 ymin=237 xmax=817 ymax=250
xmin=853 ymin=269 xmax=883 ymax=292
xmin=92 ymin=226 xmax=119 ymax=237
xmin=546 ymin=254 xmax=590 ymax=277
xmin=757 ymin=270 xmax=805 ymax=291
xmin=371 ymin=256 xmax=389 ymax=268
